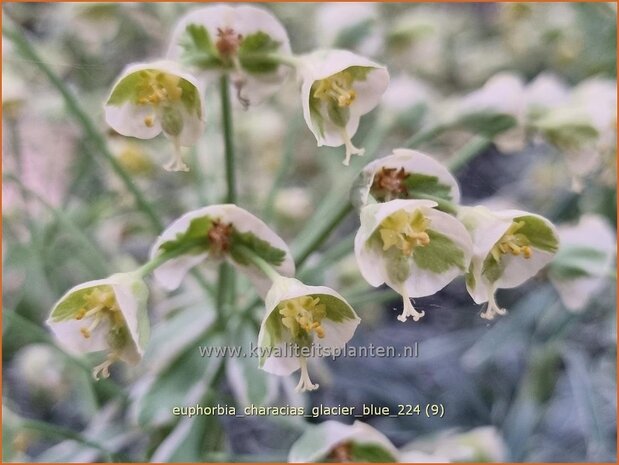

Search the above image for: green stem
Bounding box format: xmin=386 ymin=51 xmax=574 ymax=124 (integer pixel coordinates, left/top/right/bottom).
xmin=218 ymin=75 xmax=237 ymax=309
xmin=21 ymin=419 xmax=117 ymax=461
xmin=298 ymin=231 xmax=355 ymax=278
xmin=263 ymin=52 xmax=301 ymax=68
xmin=446 ymin=135 xmax=492 ymax=172
xmin=134 ymin=244 xmax=195 ymax=278
xmin=4 ymin=174 xmax=110 ymax=277
xmin=220 ymin=75 xmax=237 ymax=204
xmin=294 ymin=201 xmax=353 ymax=268
xmin=234 ymin=246 xmax=282 ymax=282
xmin=404 ymin=124 xmax=448 ymax=149
xmin=263 ymin=115 xmax=301 ymax=220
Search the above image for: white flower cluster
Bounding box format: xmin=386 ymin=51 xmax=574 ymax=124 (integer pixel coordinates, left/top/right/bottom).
xmin=351 ymin=149 xmax=559 ymax=322
xmin=47 ymin=4 xmax=611 ymax=399
xmin=104 ymin=4 xmax=389 ymax=171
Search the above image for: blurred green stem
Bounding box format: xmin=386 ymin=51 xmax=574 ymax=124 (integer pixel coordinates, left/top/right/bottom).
xmin=234 ymin=246 xmax=281 ymax=282
xmin=404 ymin=123 xmax=448 ymax=149
xmin=217 ymin=75 xmax=237 ymax=311
xmin=263 ymin=115 xmax=301 ymax=220
xmin=220 ymin=76 xmax=237 ymax=205
xmin=134 ymin=242 xmax=202 ymax=278
xmin=446 ymin=135 xmax=492 ymax=172
xmin=21 ymin=419 xmax=117 ymax=461
xmin=4 ymin=175 xmax=110 ymax=277
xmin=294 ymin=201 xmax=352 ymax=267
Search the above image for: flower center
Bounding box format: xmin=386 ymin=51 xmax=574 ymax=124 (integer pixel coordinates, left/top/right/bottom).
xmin=327 ymin=442 xmax=353 ymax=462
xmin=135 ymin=70 xmax=183 ymax=127
xmin=372 ymin=167 xmax=410 ymax=201
xmin=74 ymin=287 xmax=124 ymax=339
xmin=136 ymin=71 xmax=183 ymax=106
xmin=490 ymin=220 xmax=533 ymax=262
xmin=313 ymin=70 xmax=357 ymax=108
xmin=379 ymin=209 xmax=430 ymax=256
xmin=278 ymin=296 xmax=327 ymax=339
xmin=216 ymin=27 xmax=243 ymax=58
xmin=207 ymin=220 xmax=234 ymax=257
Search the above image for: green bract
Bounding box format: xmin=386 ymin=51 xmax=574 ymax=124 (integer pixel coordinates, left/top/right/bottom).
xmin=167 ymin=5 xmax=292 ymax=107
xmin=150 ymin=205 xmax=294 ymax=296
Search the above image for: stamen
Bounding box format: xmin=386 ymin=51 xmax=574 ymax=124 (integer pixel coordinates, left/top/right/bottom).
xmin=278 ymin=296 xmax=327 ymax=339
xmin=75 ymin=287 xmax=123 ymax=340
xmin=491 ymin=221 xmax=533 ymax=262
xmin=397 ymin=287 xmax=425 ymax=322
xmin=144 ymin=115 xmax=155 ymax=128
xmin=379 ymin=209 xmax=431 ymax=256
xmin=295 ymin=357 xmax=319 ymax=392
xmin=313 ymin=71 xmax=357 ymax=108
xmin=136 ymin=71 xmax=183 ymax=109
xmin=75 ymin=308 xmax=87 ymax=320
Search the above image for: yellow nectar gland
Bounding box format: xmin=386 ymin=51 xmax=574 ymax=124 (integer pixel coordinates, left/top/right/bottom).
xmin=278 ymin=296 xmax=327 ymax=339
xmin=313 ymin=70 xmax=357 ymax=108
xmin=379 ymin=209 xmax=431 ymax=256
xmin=75 ymin=287 xmax=124 ymax=340
xmin=135 ymin=71 xmax=184 ymax=127
xmin=490 ymin=221 xmax=533 ymax=262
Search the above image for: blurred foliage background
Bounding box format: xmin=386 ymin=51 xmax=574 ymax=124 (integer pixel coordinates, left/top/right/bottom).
xmin=2 ymin=2 xmax=617 ymax=462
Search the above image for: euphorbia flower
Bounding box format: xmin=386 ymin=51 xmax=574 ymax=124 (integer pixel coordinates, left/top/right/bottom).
xmin=150 ymin=204 xmax=294 ymax=296
xmin=355 ymin=199 xmax=473 ymax=322
xmin=105 ymin=60 xmax=204 ymax=172
xmin=402 ymin=426 xmax=506 ymax=462
xmin=459 ymin=206 xmax=559 ymax=319
xmin=167 ymin=5 xmax=292 ymax=107
xmin=257 ymin=276 xmax=360 ymax=392
xmin=549 ymin=214 xmax=615 ymax=312
xmin=298 ymin=49 xmax=389 ymax=165
xmin=47 ymin=273 xmax=149 ymax=379
xmin=351 ymin=148 xmax=460 ymax=210
xmin=288 ymin=420 xmax=399 ymax=463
